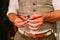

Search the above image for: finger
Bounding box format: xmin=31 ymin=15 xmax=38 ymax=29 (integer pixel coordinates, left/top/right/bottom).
xmin=15 ymin=21 xmax=27 ymax=26
xmin=22 ymin=23 xmax=28 ymax=27
xmin=27 ymin=22 xmax=43 ymax=28
xmin=17 ymin=25 xmax=24 ymax=28
xmin=29 ymin=14 xmax=42 ymax=20
xmin=14 ymin=17 xmax=23 ymax=23
xmin=33 ymin=22 xmax=43 ymax=27
xmin=28 ymin=18 xmax=43 ymax=23
xmin=17 ymin=15 xmax=27 ymax=21
xmin=29 ymin=26 xmax=39 ymax=31
xmin=17 ymin=22 xmax=28 ymax=28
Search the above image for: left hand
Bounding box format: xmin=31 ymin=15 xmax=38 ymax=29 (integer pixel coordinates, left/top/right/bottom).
xmin=27 ymin=14 xmax=44 ymax=31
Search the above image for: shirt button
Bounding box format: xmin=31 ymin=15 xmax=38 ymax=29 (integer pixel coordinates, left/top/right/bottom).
xmin=33 ymin=3 xmax=36 ymax=5
xmin=33 ymin=9 xmax=36 ymax=12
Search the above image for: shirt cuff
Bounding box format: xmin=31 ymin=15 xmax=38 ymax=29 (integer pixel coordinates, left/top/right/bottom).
xmin=7 ymin=9 xmax=17 ymax=16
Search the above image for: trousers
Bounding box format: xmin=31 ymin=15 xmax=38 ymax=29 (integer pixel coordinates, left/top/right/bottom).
xmin=14 ymin=31 xmax=56 ymax=40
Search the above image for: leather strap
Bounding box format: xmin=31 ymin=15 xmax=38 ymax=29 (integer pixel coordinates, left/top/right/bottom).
xmin=25 ymin=30 xmax=53 ymax=38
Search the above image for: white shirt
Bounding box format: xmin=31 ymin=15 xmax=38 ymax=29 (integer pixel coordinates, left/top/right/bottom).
xmin=7 ymin=0 xmax=60 ymax=15
xmin=7 ymin=0 xmax=60 ymax=34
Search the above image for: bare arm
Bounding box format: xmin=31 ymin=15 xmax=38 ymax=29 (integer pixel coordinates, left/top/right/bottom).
xmin=43 ymin=10 xmax=60 ymax=22
xmin=44 ymin=0 xmax=60 ymax=22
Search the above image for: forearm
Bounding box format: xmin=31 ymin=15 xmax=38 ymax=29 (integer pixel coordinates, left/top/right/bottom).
xmin=43 ymin=10 xmax=60 ymax=22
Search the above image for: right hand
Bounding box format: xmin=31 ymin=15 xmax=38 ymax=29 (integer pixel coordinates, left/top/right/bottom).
xmin=14 ymin=15 xmax=27 ymax=28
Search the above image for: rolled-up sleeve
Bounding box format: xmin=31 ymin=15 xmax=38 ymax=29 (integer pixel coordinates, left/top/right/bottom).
xmin=52 ymin=0 xmax=60 ymax=10
xmin=7 ymin=0 xmax=19 ymax=16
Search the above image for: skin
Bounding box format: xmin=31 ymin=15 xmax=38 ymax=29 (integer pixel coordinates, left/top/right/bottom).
xmin=8 ymin=10 xmax=60 ymax=31
xmin=8 ymin=13 xmax=27 ymax=28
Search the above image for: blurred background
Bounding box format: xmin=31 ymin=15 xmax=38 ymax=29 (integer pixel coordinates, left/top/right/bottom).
xmin=0 ymin=0 xmax=60 ymax=40
xmin=0 ymin=0 xmax=17 ymax=40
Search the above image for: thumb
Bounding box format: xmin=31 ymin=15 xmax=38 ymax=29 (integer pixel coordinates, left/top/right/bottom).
xmin=29 ymin=14 xmax=42 ymax=20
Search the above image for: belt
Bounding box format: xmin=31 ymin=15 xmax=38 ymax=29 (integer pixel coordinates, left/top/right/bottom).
xmin=18 ymin=29 xmax=53 ymax=38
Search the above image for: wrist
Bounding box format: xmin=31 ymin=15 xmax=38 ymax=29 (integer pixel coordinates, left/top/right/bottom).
xmin=8 ymin=13 xmax=17 ymax=22
xmin=42 ymin=13 xmax=51 ymax=21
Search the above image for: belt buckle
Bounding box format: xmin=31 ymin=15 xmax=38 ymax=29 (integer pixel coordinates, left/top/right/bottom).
xmin=46 ymin=30 xmax=53 ymax=36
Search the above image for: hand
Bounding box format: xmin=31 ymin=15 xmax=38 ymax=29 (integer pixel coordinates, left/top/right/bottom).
xmin=14 ymin=15 xmax=27 ymax=28
xmin=27 ymin=14 xmax=44 ymax=31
